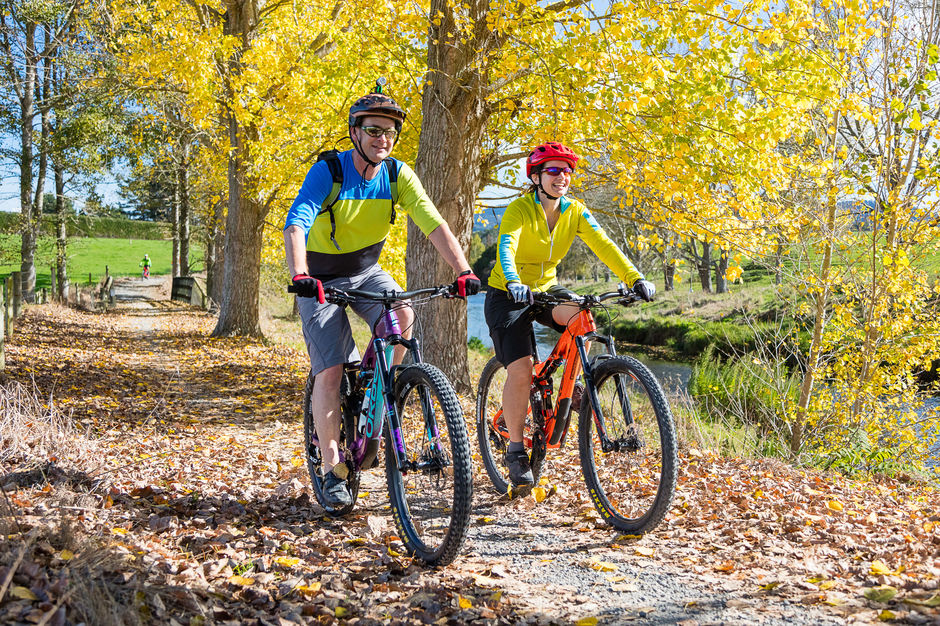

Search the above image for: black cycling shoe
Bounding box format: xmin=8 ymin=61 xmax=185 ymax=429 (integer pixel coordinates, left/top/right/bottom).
xmin=321 ymin=469 xmax=353 ymax=509
xmin=504 ymin=449 xmax=534 ymax=495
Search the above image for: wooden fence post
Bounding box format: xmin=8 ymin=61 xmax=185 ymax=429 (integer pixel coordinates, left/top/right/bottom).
xmin=12 ymin=271 xmax=22 ymax=318
xmin=0 ymin=294 xmax=5 ymax=370
xmin=4 ymin=276 xmax=12 ymax=339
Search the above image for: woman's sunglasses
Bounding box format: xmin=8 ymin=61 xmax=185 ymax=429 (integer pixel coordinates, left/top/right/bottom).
xmin=360 ymin=126 xmax=399 ymax=140
xmin=542 ymin=166 xmax=574 ymax=176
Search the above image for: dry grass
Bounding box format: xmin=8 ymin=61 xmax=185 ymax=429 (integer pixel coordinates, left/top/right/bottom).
xmin=0 ymin=381 xmax=101 ymax=474
xmin=0 ymin=382 xmax=147 ymax=626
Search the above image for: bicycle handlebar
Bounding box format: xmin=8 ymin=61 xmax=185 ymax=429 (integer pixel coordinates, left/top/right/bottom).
xmin=288 ymin=283 xmax=457 ymax=304
xmin=531 ymin=284 xmax=641 ymax=307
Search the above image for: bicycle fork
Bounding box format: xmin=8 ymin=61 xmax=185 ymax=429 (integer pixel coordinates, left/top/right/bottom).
xmin=381 ymin=337 xmax=450 ymax=477
xmin=576 ymin=335 xmax=642 ymax=453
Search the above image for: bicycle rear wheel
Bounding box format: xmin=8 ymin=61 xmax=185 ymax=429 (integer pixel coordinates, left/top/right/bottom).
xmin=476 ymin=357 xmax=547 ymax=495
xmin=387 ymin=363 xmax=472 ymax=565
xmin=578 ymin=356 xmax=677 ymax=533
xmin=303 ymin=370 xmax=360 ymax=516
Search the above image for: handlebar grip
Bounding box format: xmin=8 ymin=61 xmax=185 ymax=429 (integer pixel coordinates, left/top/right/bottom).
xmin=287 ymin=284 xmax=298 ymax=294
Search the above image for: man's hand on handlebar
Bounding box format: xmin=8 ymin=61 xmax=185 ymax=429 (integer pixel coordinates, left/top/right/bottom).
xmin=291 ymin=274 xmax=325 ymax=303
xmin=452 ymin=270 xmax=481 ymax=299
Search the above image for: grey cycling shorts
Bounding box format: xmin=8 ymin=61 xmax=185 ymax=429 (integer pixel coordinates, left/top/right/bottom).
xmin=297 ymin=265 xmax=402 ymax=377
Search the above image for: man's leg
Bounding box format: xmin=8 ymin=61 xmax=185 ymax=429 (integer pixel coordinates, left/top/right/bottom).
xmin=311 ymin=364 xmax=343 ymax=473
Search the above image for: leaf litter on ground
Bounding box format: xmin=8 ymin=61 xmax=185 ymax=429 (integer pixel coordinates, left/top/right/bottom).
xmin=0 ymin=301 xmax=938 ymax=625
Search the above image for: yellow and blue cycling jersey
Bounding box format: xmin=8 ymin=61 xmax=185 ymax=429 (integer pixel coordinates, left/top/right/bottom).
xmin=488 ymin=192 xmax=643 ymax=292
xmin=284 ymin=150 xmax=445 ymax=279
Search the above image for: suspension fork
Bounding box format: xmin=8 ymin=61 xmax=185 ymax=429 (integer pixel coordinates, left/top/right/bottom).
xmin=576 ymin=335 xmax=634 ymax=452
xmin=380 ymin=333 xmax=445 ymax=473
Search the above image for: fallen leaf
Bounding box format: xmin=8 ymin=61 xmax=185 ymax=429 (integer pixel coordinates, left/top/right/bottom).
xmin=870 ymin=560 xmax=895 ymax=576
xmin=826 ymin=500 xmax=843 ymax=512
xmin=575 ymin=618 xmax=599 ymax=626
xmin=296 ymin=582 xmax=321 ymax=596
xmin=10 ymin=586 xmax=37 ymax=600
xmin=863 ymin=585 xmax=898 ymax=603
xmin=634 ymin=546 xmax=655 ymax=557
xmin=458 ymin=595 xmax=472 ymax=609
xmin=228 ymin=575 xmax=255 ymax=586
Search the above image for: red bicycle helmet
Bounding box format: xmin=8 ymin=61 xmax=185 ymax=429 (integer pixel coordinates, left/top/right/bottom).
xmin=526 ymin=141 xmax=579 ymax=177
xmin=348 ymin=79 xmax=406 ymax=130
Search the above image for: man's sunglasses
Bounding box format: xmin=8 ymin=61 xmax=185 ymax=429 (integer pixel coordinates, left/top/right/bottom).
xmin=542 ymin=166 xmax=574 ymax=176
xmin=360 ymin=126 xmax=399 ymax=140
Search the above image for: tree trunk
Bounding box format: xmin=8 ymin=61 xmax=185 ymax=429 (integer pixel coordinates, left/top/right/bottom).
xmin=213 ymin=115 xmax=263 ymax=337
xmin=18 ymin=23 xmax=37 ymax=305
xmin=663 ymin=260 xmax=674 ymax=291
xmin=172 ymin=175 xmax=181 ymax=277
xmin=54 ymin=165 xmax=69 ymax=300
xmin=179 ymin=144 xmax=191 ymax=276
xmin=715 ymin=249 xmax=728 ymax=294
xmin=697 ymin=240 xmax=712 ymax=293
xmin=212 ymin=0 xmax=263 ymax=337
xmin=206 ymin=196 xmax=225 ymax=308
xmin=407 ymin=0 xmax=491 ymax=393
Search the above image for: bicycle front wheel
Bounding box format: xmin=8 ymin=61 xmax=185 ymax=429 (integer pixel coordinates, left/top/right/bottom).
xmin=387 ymin=363 xmax=473 ymax=565
xmin=578 ymin=356 xmax=677 ymax=533
xmin=476 ymin=357 xmax=546 ymax=495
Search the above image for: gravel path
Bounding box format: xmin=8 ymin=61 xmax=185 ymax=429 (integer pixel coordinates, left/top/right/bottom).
xmin=458 ymin=488 xmax=848 ymax=625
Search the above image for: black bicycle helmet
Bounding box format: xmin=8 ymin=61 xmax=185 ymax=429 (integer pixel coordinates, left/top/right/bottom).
xmin=348 ymin=78 xmax=406 ymax=131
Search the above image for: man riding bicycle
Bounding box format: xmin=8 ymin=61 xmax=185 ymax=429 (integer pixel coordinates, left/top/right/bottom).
xmin=483 ymin=141 xmax=656 ymax=494
xmin=283 ymin=80 xmax=480 ymax=510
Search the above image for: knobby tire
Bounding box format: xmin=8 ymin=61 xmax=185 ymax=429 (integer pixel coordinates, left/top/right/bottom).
xmin=387 ymin=363 xmax=472 ymax=565
xmin=476 ymin=356 xmax=547 ymax=495
xmin=303 ymin=370 xmax=360 ymax=516
xmin=578 ymin=356 xmax=677 ymax=533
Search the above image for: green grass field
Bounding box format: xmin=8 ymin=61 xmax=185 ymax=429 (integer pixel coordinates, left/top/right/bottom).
xmin=0 ymin=235 xmax=204 ymax=289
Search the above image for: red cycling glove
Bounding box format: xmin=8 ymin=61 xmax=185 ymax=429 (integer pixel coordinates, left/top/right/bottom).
xmin=292 ymin=274 xmax=325 ymax=304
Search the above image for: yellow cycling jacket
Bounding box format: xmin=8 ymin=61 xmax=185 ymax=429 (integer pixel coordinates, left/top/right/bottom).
xmin=488 ymin=192 xmax=643 ymax=292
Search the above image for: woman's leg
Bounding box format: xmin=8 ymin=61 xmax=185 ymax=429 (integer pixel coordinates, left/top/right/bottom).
xmin=502 ymin=355 xmax=535 ymax=443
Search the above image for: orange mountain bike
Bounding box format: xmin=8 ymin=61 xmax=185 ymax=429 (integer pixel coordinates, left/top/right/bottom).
xmin=475 ymin=285 xmax=678 ymax=533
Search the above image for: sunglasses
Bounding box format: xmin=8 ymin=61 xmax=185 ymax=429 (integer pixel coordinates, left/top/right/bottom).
xmin=542 ymin=166 xmax=574 ymax=176
xmin=360 ymin=126 xmax=399 ymax=140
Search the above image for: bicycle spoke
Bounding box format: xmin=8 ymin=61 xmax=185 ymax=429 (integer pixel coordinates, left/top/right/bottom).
xmin=579 ymin=357 xmax=676 ymax=533
xmin=388 ymin=364 xmax=472 ymax=565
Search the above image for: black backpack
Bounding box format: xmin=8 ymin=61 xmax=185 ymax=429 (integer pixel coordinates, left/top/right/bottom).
xmin=317 ymin=150 xmax=400 ymax=250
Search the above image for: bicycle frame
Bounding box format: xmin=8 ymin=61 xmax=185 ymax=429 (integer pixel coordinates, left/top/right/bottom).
xmin=345 ymin=294 xmax=445 ymax=477
xmin=488 ymin=294 xmax=632 ymax=451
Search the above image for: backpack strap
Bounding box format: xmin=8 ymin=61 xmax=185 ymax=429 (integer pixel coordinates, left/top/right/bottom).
xmin=385 ymin=158 xmax=399 ymax=225
xmin=317 ymin=150 xmax=344 ymax=250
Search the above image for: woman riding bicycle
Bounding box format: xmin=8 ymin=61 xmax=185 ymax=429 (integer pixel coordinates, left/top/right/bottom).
xmin=484 ymin=141 xmax=656 ymax=493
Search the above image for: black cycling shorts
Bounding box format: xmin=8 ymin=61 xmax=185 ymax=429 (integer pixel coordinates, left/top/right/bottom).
xmin=484 ymin=287 xmax=567 ymax=366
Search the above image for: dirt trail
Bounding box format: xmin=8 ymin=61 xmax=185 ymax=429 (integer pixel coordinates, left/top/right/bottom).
xmin=1 ymin=288 xmax=936 ymax=625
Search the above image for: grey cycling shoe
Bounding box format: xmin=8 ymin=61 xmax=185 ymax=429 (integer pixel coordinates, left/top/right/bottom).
xmin=321 ymin=469 xmax=352 ymax=508
xmin=504 ymin=449 xmax=534 ymax=494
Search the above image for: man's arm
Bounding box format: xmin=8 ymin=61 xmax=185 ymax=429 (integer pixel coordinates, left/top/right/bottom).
xmin=284 ymin=225 xmax=309 ymax=277
xmin=427 ymin=223 xmax=472 ymax=274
